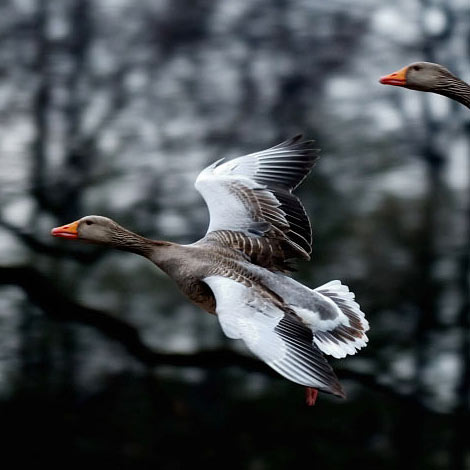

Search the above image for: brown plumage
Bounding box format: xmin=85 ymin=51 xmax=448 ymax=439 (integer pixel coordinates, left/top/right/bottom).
xmin=51 ymin=136 xmax=369 ymax=404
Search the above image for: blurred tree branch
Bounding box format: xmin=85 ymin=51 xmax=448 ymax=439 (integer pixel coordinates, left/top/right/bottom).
xmin=0 ymin=264 xmax=447 ymax=414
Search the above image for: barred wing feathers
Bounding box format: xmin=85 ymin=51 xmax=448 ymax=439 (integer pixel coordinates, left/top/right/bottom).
xmin=195 ymin=136 xmax=319 ymax=270
xmin=203 ymin=275 xmax=345 ymax=398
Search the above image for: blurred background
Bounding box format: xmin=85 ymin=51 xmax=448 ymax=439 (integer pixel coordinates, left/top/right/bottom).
xmin=0 ymin=0 xmax=468 ymax=468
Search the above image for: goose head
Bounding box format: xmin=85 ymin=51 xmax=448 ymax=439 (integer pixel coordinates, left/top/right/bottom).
xmin=51 ymin=215 xmax=121 ymax=244
xmin=379 ymin=61 xmax=454 ymax=92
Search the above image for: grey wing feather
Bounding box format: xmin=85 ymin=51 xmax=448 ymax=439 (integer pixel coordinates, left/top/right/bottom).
xmin=204 ymin=274 xmax=345 ymax=397
xmin=194 ymin=136 xmax=320 ymax=269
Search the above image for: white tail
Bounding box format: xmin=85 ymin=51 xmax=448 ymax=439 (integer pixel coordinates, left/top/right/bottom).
xmin=313 ymin=280 xmax=369 ymax=358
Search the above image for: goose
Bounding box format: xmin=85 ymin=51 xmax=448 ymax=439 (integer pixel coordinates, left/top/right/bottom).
xmin=51 ymin=136 xmax=369 ymax=405
xmin=379 ymin=61 xmax=470 ymax=109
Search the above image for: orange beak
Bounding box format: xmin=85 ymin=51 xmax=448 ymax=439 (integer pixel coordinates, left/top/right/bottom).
xmin=379 ymin=65 xmax=408 ymax=86
xmin=51 ymin=220 xmax=79 ymax=239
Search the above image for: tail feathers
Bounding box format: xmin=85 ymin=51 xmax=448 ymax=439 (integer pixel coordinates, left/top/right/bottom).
xmin=313 ymin=280 xmax=369 ymax=359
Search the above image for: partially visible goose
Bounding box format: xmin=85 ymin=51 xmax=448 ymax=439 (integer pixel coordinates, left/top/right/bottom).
xmin=51 ymin=136 xmax=369 ymax=405
xmin=380 ymin=61 xmax=470 ymax=109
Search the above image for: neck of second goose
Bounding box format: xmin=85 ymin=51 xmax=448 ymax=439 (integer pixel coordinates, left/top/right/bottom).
xmin=435 ymin=77 xmax=470 ymax=109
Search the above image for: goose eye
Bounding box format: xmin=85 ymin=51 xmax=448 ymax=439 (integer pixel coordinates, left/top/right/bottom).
xmin=85 ymin=220 xmax=93 ymax=226
xmin=412 ymin=65 xmax=421 ymax=71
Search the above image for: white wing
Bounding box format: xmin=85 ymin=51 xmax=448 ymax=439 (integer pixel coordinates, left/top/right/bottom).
xmin=204 ymin=275 xmax=345 ymax=397
xmin=195 ymin=136 xmax=319 ymax=260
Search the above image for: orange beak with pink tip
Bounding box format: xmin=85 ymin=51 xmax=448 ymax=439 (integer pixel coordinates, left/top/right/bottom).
xmin=51 ymin=220 xmax=79 ymax=239
xmin=379 ymin=65 xmax=408 ymax=86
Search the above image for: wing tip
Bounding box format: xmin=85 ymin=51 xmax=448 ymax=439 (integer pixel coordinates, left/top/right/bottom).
xmin=275 ymin=134 xmax=321 ymax=156
xmin=316 ymin=373 xmax=346 ymax=398
xmin=331 ymin=381 xmax=347 ymax=399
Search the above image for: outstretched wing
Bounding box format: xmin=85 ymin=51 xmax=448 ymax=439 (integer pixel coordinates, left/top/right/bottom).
xmin=194 ymin=136 xmax=319 ymax=271
xmin=203 ymin=275 xmax=345 ymax=397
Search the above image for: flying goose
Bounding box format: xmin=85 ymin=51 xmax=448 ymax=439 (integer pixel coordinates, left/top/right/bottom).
xmin=51 ymin=136 xmax=369 ymax=405
xmin=380 ymin=61 xmax=470 ymax=108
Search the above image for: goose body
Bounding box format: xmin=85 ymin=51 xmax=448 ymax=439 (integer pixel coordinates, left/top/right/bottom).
xmin=52 ymin=136 xmax=369 ymax=404
xmin=380 ymin=61 xmax=470 ymax=108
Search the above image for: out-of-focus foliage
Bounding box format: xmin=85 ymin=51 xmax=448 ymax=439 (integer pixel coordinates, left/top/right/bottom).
xmin=0 ymin=0 xmax=468 ymax=469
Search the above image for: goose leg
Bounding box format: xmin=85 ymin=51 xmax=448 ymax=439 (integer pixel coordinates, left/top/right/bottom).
xmin=305 ymin=387 xmax=318 ymax=406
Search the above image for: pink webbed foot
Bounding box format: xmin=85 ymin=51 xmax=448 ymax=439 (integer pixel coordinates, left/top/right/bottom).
xmin=305 ymin=387 xmax=319 ymax=406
